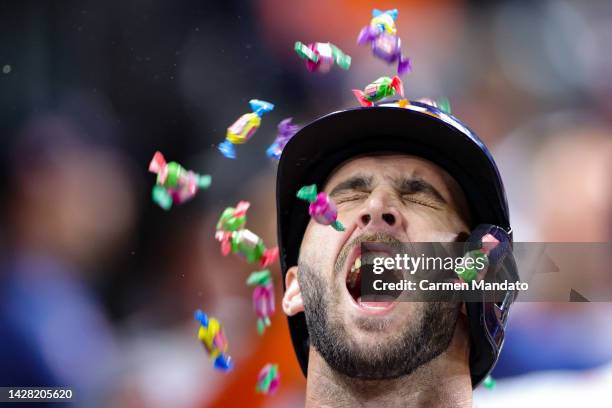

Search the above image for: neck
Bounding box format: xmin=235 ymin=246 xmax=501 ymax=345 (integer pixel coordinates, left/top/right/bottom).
xmin=305 ymin=315 xmax=473 ymax=408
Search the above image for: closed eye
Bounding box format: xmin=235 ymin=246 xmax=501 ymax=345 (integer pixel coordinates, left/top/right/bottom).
xmin=335 ymin=192 xmax=369 ymax=205
xmin=401 ymin=194 xmax=443 ymax=210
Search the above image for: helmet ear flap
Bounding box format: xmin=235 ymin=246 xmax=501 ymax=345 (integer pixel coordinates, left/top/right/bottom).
xmin=462 ymin=224 xmax=518 ymax=388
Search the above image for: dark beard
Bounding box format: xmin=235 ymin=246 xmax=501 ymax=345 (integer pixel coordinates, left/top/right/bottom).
xmin=298 ymin=260 xmax=460 ymax=380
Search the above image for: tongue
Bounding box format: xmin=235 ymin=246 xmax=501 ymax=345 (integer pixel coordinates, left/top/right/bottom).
xmin=357 ymin=297 xmax=395 ymax=309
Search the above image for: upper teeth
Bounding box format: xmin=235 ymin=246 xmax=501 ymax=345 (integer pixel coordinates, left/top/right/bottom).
xmin=350 ymin=257 xmax=361 ymax=272
xmin=347 ymin=257 xmax=361 ymax=289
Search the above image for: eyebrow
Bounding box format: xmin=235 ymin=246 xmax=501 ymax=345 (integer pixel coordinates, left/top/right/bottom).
xmin=396 ymin=177 xmax=447 ymax=205
xmin=328 ymin=175 xmax=373 ymax=197
xmin=328 ymin=174 xmax=446 ymax=205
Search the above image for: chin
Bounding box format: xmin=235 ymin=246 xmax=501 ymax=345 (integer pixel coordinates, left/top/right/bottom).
xmin=344 ymin=305 xmax=421 ymax=343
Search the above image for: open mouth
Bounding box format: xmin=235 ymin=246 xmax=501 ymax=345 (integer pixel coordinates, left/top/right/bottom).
xmin=346 ymin=254 xmax=362 ymax=301
xmin=344 ymin=246 xmax=404 ymax=311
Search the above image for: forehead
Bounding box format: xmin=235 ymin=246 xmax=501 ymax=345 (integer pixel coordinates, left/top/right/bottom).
xmin=324 ymin=154 xmax=457 ymax=192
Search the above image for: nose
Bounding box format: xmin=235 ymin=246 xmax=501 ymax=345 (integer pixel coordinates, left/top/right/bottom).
xmin=357 ymin=188 xmax=405 ymax=234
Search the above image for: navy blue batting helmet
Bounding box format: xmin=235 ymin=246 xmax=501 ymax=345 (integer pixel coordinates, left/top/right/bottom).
xmin=275 ymin=100 xmax=518 ymax=387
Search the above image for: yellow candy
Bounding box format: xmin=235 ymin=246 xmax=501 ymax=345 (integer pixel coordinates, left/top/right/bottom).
xmin=198 ymin=317 xmax=224 ymax=358
xmin=226 ymin=113 xmax=261 ymax=144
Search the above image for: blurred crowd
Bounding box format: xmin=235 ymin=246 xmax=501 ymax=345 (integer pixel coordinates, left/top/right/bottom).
xmin=0 ymin=1 xmax=610 ymax=407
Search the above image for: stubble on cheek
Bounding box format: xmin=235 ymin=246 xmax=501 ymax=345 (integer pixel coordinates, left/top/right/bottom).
xmin=300 ymin=226 xmax=344 ymax=290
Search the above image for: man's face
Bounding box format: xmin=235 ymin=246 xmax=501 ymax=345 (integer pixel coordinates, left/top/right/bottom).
xmin=283 ymin=154 xmax=472 ymax=379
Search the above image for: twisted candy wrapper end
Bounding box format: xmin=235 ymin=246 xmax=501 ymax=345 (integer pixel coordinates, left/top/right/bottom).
xmin=390 ymin=76 xmax=404 ymax=97
xmin=337 ymin=54 xmax=351 ymax=70
xmin=149 ymin=151 xmax=169 ymax=184
xmin=214 ymin=354 xmax=234 ymax=372
xmin=257 ymin=318 xmax=271 ymax=335
xmin=294 ymin=41 xmax=319 ymax=62
xmin=296 ymin=184 xmax=318 ymax=202
xmin=215 ymin=231 xmax=233 ymax=256
xmin=329 ymin=44 xmax=351 ymax=70
xmin=194 ymin=309 xmax=208 ymax=327
xmin=266 ymin=143 xmax=281 ymax=160
xmin=480 ymin=233 xmax=500 ymax=255
xmin=352 ymin=89 xmax=373 ymax=107
xmin=198 ymin=174 xmax=212 ymax=189
xmin=149 ymin=151 xmax=166 ymax=174
xmin=276 ymin=118 xmax=300 ymax=145
xmin=260 ymin=247 xmax=279 ymax=267
xmin=218 ymin=140 xmax=236 ymax=159
xmin=221 ymin=240 xmax=231 ymax=256
xmin=234 ymin=200 xmax=251 ymax=217
xmin=437 ymin=97 xmax=452 ymax=114
xmin=397 ymin=56 xmax=412 ymax=76
xmin=249 ymin=99 xmax=275 ymax=117
xmin=246 ymin=269 xmax=272 ymax=286
xmin=417 ymin=97 xmax=452 ymax=115
xmin=152 ymin=185 xmax=173 ymax=210
xmin=331 ymin=220 xmax=345 ymax=232
xmin=372 ymin=8 xmax=398 ymax=20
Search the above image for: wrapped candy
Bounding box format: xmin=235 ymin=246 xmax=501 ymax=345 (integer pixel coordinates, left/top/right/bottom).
xmin=483 ymin=375 xmax=496 ymax=390
xmin=256 ymin=364 xmax=280 ymax=395
xmin=416 ymin=97 xmax=452 ymax=115
xmin=246 ymin=270 xmax=275 ymax=335
xmin=215 ymin=201 xmax=279 ymax=267
xmin=194 ymin=309 xmax=233 ymax=371
xmin=224 ymin=229 xmax=279 ymax=266
xmin=266 ymin=118 xmax=300 ymax=160
xmin=352 ymin=76 xmax=404 ymax=107
xmin=216 ymin=200 xmax=250 ymax=234
xmin=149 ymin=151 xmax=211 ymax=191
xmin=357 ymin=9 xmax=411 ymax=75
xmin=363 ymin=8 xmax=398 ymax=36
xmin=219 ymin=99 xmax=275 ymax=159
xmin=297 ymin=184 xmax=345 ymax=231
xmin=149 ymin=151 xmax=212 ymax=210
xmin=455 ymin=234 xmax=500 ymax=283
xmin=294 ymin=41 xmax=351 ymax=73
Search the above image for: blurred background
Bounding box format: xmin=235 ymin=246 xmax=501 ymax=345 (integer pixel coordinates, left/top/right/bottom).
xmin=0 ymin=0 xmax=611 ymax=407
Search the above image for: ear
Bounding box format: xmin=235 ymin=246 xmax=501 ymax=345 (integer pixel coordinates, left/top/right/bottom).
xmin=282 ymin=266 xmax=304 ymax=316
